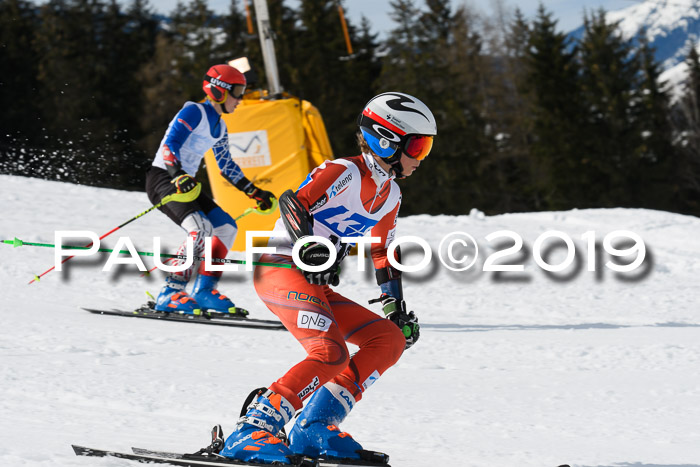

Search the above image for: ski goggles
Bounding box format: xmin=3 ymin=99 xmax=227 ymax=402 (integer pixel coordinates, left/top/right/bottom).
xmin=403 ymin=134 xmax=433 ymax=161
xmin=205 ymin=78 xmax=246 ymax=103
xmin=212 ymin=84 xmax=246 ymax=103
xmin=361 ymin=126 xmax=434 ymax=161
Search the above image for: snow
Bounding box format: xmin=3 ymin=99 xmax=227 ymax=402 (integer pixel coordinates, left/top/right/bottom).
xmin=2 ymin=174 xmax=700 ymax=467
xmin=660 ymin=39 xmax=700 ymax=103
xmin=660 ymin=59 xmax=690 ymax=102
xmin=607 ymin=0 xmax=700 ymax=41
xmin=605 ymin=0 xmax=700 ymax=69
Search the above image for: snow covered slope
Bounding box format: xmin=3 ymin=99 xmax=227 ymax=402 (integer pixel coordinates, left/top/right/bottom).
xmin=2 ymin=174 xmax=700 ymax=467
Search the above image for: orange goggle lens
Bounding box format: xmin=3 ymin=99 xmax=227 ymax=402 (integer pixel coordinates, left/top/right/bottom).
xmin=404 ymin=135 xmax=433 ymax=161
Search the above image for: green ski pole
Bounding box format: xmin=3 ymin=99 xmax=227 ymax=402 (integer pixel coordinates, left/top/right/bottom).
xmin=27 ymin=185 xmax=203 ymax=284
xmin=3 ymin=237 xmax=294 ymax=272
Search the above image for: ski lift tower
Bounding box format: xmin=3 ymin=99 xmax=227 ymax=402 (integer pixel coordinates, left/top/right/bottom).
xmin=204 ymin=0 xmax=335 ymax=251
xmin=253 ymin=0 xmax=282 ymax=96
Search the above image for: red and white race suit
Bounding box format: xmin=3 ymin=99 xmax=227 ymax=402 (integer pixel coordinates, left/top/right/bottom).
xmin=254 ymin=152 xmax=406 ymax=410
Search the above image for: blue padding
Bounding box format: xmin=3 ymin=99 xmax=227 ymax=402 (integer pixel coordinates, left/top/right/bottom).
xmin=203 ymin=100 xmax=223 ymax=137
xmin=165 ymin=104 xmax=203 ymax=157
xmin=379 ymin=277 xmax=402 ymax=300
xmin=207 ymin=206 xmax=236 ymax=229
xmin=360 ymin=128 xmax=397 ymax=159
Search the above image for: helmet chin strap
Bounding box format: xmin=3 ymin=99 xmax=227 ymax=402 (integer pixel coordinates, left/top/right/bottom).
xmin=208 ymin=93 xmax=232 ymax=114
xmin=390 ymin=160 xmax=406 ymax=179
xmin=386 ymin=151 xmax=406 ymax=179
xmin=220 ymin=99 xmax=232 ymax=114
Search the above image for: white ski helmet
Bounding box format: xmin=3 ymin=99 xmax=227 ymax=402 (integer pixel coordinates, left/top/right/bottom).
xmin=358 ymin=92 xmax=437 ymax=166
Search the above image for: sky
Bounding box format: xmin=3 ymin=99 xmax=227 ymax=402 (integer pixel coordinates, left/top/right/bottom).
xmin=145 ymin=0 xmax=640 ymax=35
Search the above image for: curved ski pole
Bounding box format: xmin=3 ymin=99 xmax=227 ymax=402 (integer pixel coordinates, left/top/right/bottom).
xmin=234 ymin=196 xmax=279 ymax=221
xmin=27 ymin=184 xmax=202 ymax=284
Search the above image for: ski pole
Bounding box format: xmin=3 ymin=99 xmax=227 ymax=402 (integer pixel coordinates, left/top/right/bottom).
xmin=235 ymin=196 xmax=279 ymax=221
xmin=27 ymin=184 xmax=203 ymax=284
xmin=3 ymin=237 xmax=294 ymax=270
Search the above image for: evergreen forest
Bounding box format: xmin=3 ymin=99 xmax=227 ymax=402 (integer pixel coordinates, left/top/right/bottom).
xmin=1 ymin=0 xmax=700 ymax=216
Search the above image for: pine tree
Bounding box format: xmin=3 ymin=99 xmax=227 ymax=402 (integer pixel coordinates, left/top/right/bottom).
xmin=333 ymin=11 xmax=382 ymax=154
xmin=379 ymin=0 xmax=447 ymax=214
xmin=137 ymin=31 xmax=189 ymax=159
xmin=682 ymin=44 xmax=700 ymax=166
xmin=137 ymin=0 xmax=222 ymax=159
xmin=504 ymin=7 xmax=530 ymax=59
xmin=578 ymin=8 xmax=643 ymax=207
xmin=287 ymin=0 xmax=377 ymax=157
xmin=347 ymin=15 xmax=382 ymax=95
xmin=96 ymin=0 xmax=159 ymax=189
xmin=632 ymin=32 xmax=676 ymax=210
xmin=33 ymin=0 xmax=127 ymax=185
xmin=379 ymin=0 xmax=423 ymax=96
xmin=477 ymin=7 xmax=536 ymax=212
xmin=0 ymin=0 xmax=42 ymax=173
xmin=429 ymin=3 xmax=490 ymax=215
xmin=522 ymin=5 xmax=587 ymax=209
xmin=35 ymin=0 xmax=102 ymax=138
xmin=220 ymin=0 xmax=248 ymax=63
xmin=171 ymin=0 xmax=230 ymax=99
xmin=379 ymin=0 xmax=492 ymax=215
xmin=120 ymin=0 xmax=159 ymax=170
xmin=673 ymin=43 xmax=700 ymax=212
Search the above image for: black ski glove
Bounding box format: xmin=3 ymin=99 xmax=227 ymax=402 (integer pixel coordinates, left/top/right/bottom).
xmin=246 ymin=185 xmax=276 ymax=211
xmin=378 ymin=295 xmax=420 ymax=349
xmin=171 ymin=171 xmax=198 ymax=194
xmin=299 ymin=242 xmax=340 ymax=286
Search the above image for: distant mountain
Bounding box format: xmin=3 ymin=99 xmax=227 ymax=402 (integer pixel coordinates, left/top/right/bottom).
xmin=568 ymin=0 xmax=700 ymax=99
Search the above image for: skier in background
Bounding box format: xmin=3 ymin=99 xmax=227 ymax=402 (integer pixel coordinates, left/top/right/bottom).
xmin=145 ymin=64 xmax=275 ymax=316
xmin=219 ymin=92 xmax=436 ymax=464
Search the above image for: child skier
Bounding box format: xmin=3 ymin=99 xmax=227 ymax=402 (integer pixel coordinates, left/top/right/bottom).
xmin=145 ymin=64 xmax=275 ymax=316
xmin=219 ymin=92 xmax=436 ymax=464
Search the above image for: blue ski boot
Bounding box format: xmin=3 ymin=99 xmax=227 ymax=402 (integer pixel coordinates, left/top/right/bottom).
xmin=288 ymin=383 xmax=364 ymax=460
xmin=192 ymin=274 xmax=239 ymax=314
xmin=220 ymin=389 xmax=296 ymax=464
xmin=154 ymin=277 xmax=200 ymax=315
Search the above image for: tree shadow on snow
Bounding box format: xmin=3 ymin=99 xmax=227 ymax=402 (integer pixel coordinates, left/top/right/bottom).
xmin=420 ymin=322 xmax=700 ymax=332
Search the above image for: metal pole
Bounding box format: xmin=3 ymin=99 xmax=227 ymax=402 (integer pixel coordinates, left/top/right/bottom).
xmin=252 ymin=0 xmax=282 ymax=96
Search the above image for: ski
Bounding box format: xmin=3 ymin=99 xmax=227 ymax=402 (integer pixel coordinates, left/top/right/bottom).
xmin=71 ymin=445 xmax=389 ymax=467
xmin=82 ymin=304 xmax=286 ymax=331
xmin=72 ymin=445 xmax=290 ymax=466
xmin=131 ymin=447 xmax=391 ymax=467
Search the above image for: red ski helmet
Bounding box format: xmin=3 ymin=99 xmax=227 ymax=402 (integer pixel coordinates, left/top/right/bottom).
xmin=203 ymin=64 xmax=247 ymax=104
